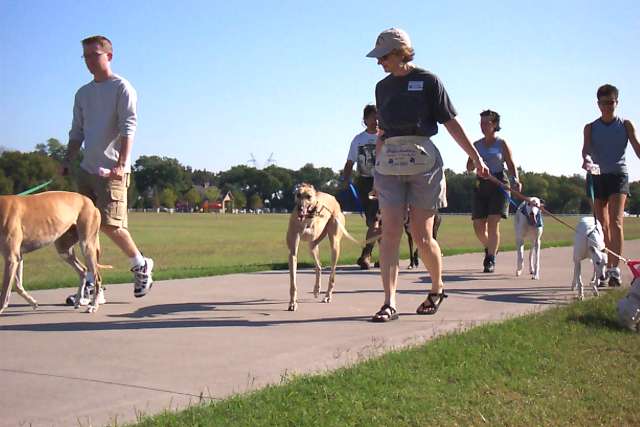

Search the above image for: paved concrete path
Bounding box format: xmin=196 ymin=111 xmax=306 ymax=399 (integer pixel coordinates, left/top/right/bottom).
xmin=1 ymin=242 xmax=637 ymax=427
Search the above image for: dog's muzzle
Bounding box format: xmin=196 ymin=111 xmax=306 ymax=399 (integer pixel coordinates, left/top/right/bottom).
xmin=296 ymin=203 xmax=317 ymax=221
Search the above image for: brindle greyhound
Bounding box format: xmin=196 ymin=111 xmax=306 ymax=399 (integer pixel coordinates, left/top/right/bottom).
xmin=286 ymin=183 xmax=358 ymax=311
xmin=0 ymin=191 xmax=104 ymax=314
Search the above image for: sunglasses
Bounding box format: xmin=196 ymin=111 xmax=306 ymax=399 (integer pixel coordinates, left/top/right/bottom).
xmin=598 ymin=100 xmax=618 ymax=106
xmin=378 ymin=53 xmax=393 ymax=61
xmin=81 ymin=52 xmax=108 ymax=60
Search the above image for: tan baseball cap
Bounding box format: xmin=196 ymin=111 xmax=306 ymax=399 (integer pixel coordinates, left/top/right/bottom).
xmin=366 ymin=28 xmax=412 ymax=58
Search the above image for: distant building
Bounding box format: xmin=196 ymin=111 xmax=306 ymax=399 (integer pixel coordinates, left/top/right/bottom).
xmin=208 ymin=191 xmax=234 ymax=213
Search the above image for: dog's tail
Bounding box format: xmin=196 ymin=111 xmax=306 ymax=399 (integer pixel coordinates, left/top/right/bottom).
xmin=332 ymin=215 xmax=364 ymax=246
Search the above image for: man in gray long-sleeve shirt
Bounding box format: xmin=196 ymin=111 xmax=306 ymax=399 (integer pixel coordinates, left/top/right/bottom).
xmin=63 ymin=35 xmax=154 ymax=302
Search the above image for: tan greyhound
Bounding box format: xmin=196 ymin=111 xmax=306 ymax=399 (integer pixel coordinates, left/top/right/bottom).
xmin=286 ymin=183 xmax=358 ymax=311
xmin=0 ymin=191 xmax=104 ymax=314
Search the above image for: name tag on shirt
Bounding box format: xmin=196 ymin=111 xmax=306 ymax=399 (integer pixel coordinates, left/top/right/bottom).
xmin=408 ymin=81 xmax=424 ymax=91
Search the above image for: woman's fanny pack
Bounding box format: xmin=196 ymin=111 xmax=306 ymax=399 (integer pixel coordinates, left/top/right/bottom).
xmin=375 ymin=136 xmax=440 ymax=176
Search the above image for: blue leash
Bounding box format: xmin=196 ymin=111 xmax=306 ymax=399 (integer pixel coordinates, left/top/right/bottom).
xmin=498 ymin=186 xmax=519 ymax=208
xmin=348 ymin=182 xmax=364 ymax=215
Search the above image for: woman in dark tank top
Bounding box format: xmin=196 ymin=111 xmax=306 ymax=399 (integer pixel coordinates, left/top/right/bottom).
xmin=466 ymin=110 xmax=521 ymax=273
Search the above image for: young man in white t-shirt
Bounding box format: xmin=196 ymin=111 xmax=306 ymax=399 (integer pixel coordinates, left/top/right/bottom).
xmin=341 ymin=105 xmax=379 ymax=269
xmin=62 ymin=35 xmax=154 ymax=303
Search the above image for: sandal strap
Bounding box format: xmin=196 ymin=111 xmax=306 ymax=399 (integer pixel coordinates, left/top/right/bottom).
xmin=427 ymin=292 xmax=447 ymax=307
xmin=417 ymin=292 xmax=447 ymax=314
xmin=376 ymin=304 xmax=396 ymax=316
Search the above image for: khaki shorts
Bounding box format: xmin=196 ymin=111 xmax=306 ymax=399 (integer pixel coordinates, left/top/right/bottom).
xmin=77 ymin=169 xmax=130 ymax=228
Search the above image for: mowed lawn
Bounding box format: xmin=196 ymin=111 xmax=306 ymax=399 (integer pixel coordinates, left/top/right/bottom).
xmin=19 ymin=212 xmax=640 ymax=290
xmin=131 ymin=289 xmax=640 ymax=427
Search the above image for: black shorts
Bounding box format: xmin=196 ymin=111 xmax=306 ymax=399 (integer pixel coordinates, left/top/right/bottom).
xmin=471 ymin=174 xmax=509 ymax=220
xmin=355 ymin=177 xmax=379 ymax=228
xmin=592 ymin=173 xmax=629 ymax=201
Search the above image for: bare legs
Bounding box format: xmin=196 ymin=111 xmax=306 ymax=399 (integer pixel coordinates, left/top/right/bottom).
xmin=472 ymin=214 xmax=502 ymax=256
xmin=594 ymin=193 xmax=626 ymax=269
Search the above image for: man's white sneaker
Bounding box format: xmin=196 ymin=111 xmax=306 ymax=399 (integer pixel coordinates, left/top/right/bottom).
xmin=132 ymin=257 xmax=154 ymax=298
xmin=65 ymin=283 xmax=106 ymax=306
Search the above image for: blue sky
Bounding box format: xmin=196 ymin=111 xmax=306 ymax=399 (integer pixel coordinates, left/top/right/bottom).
xmin=1 ymin=0 xmax=639 ymax=181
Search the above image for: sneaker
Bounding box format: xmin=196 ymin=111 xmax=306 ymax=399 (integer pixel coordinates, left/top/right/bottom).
xmin=608 ymin=267 xmax=622 ymax=287
xmin=356 ymin=256 xmax=371 ymax=270
xmin=483 ymin=255 xmax=495 ymax=273
xmin=132 ymin=257 xmax=154 ymax=297
xmin=65 ymin=282 xmax=106 ymax=306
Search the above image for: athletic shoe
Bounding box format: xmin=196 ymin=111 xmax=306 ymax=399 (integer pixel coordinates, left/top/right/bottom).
xmin=484 ymin=255 xmax=495 ymax=273
xmin=132 ymin=257 xmax=154 ymax=297
xmin=608 ymin=267 xmax=622 ymax=287
xmin=65 ymin=282 xmax=106 ymax=306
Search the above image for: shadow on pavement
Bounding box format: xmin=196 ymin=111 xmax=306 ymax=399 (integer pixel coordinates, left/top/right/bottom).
xmin=0 ymin=313 xmax=373 ymax=333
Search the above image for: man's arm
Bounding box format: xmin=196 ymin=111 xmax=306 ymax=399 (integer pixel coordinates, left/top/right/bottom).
xmin=110 ymin=135 xmax=133 ymax=180
xmin=624 ymin=120 xmax=640 ymax=160
xmin=62 ymin=139 xmax=82 ymax=176
xmin=341 ymin=160 xmax=354 ymax=188
xmin=443 ymin=118 xmax=489 ymax=177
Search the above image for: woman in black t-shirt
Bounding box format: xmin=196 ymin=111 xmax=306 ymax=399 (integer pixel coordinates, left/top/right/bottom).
xmin=366 ymin=28 xmax=488 ymax=322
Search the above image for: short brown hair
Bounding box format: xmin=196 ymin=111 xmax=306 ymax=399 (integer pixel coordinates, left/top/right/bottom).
xmin=597 ymin=84 xmax=618 ymax=100
xmin=480 ymin=109 xmax=501 ymax=132
xmin=393 ymin=45 xmax=414 ymax=63
xmin=363 ymin=104 xmax=377 ymax=120
xmin=81 ymin=35 xmax=113 ymax=54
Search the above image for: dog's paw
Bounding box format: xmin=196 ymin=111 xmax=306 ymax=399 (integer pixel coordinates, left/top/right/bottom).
xmin=532 ymin=275 xmax=540 ymax=280
xmin=288 ymin=302 xmax=297 ymax=311
xmin=321 ymin=296 xmax=331 ymax=303
xmin=86 ymin=305 xmax=98 ymax=313
xmin=516 ymin=269 xmax=522 ymax=277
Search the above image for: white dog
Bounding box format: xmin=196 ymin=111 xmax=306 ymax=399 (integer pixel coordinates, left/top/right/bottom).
xmin=571 ymin=216 xmax=608 ymax=300
xmin=514 ymin=197 xmax=544 ymax=279
xmin=618 ymin=277 xmax=640 ymax=332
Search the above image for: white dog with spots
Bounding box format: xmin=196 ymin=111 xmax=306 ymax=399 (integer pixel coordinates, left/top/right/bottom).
xmin=514 ymin=197 xmax=544 ymax=280
xmin=571 ymin=217 xmax=608 ymax=300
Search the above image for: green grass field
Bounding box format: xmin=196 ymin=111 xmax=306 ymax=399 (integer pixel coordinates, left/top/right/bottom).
xmin=20 ymin=212 xmax=640 ymax=290
xmin=129 ymin=289 xmax=640 ymax=426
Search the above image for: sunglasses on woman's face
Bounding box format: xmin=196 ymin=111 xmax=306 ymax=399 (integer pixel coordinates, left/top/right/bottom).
xmin=598 ymin=99 xmax=618 ymax=106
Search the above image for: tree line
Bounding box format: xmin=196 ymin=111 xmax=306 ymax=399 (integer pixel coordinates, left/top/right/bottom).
xmin=2 ymin=138 xmax=640 ymax=214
